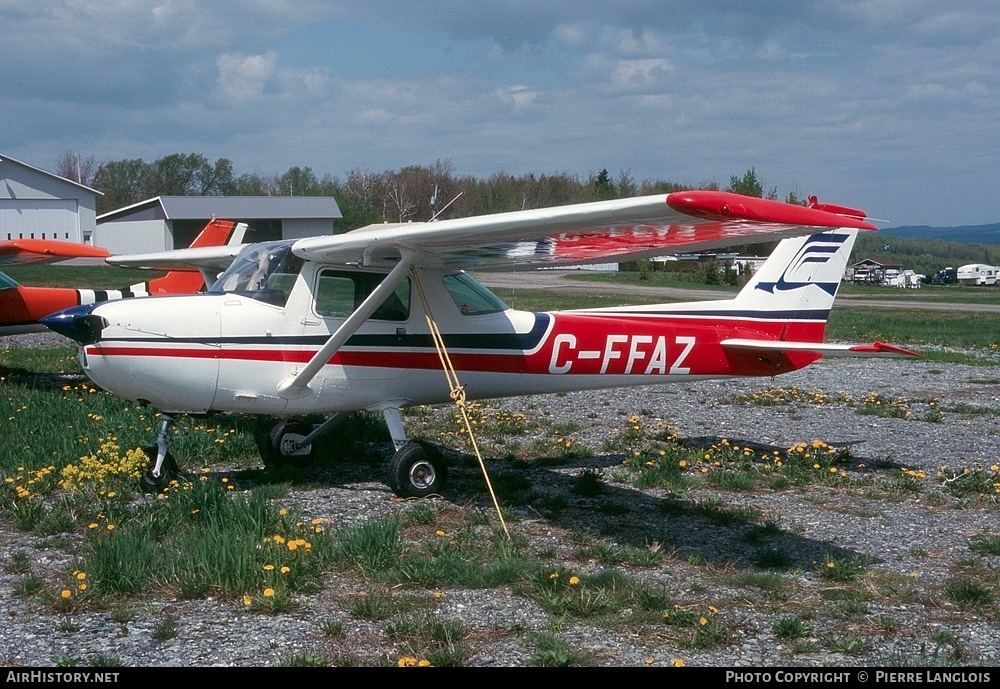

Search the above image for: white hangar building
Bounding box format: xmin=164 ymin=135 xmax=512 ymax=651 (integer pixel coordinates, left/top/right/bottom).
xmin=0 ymin=154 xmax=102 ymax=244
xmin=95 ymin=195 xmax=344 ymax=253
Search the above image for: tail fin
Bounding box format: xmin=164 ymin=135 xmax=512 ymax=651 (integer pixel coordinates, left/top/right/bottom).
xmin=135 ymin=219 xmax=238 ymax=296
xmin=731 ymin=228 xmax=858 ymax=342
xmin=722 ymin=228 xmax=919 ymax=358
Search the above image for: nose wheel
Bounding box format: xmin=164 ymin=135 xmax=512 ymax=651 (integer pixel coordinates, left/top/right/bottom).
xmin=139 ymin=415 xmax=180 ymax=493
xmin=140 ymin=445 xmax=179 ymax=493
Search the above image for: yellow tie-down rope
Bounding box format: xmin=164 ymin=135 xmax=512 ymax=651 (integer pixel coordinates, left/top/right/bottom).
xmin=411 ymin=268 xmax=510 ymax=539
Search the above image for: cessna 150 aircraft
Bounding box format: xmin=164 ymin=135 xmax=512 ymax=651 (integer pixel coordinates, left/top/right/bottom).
xmin=0 ymin=218 xmax=244 ymax=336
xmin=42 ymin=190 xmax=916 ymax=497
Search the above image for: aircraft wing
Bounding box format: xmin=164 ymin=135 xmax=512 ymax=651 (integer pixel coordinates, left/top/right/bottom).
xmin=106 ymin=220 xmax=247 ymax=273
xmin=0 ymin=239 xmax=111 ymax=267
xmin=291 ymin=190 xmax=877 ymax=270
xmin=105 ymin=244 xmax=246 ymax=273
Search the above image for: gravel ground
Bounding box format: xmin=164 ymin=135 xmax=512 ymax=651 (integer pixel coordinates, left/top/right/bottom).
xmin=1 ymin=332 xmax=999 ymax=668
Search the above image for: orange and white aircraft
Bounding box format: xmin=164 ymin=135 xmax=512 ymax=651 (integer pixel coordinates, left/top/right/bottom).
xmin=42 ymin=191 xmax=917 ymax=496
xmin=0 ymin=219 xmax=244 ymax=336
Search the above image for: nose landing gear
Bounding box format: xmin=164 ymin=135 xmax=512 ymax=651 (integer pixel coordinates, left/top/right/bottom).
xmin=140 ymin=415 xmax=179 ymax=492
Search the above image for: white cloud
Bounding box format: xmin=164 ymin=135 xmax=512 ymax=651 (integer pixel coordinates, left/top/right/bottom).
xmin=216 ymin=52 xmax=279 ymax=103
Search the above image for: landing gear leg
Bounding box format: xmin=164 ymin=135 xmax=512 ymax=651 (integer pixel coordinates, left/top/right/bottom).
xmin=141 ymin=414 xmax=179 ymax=493
xmin=382 ymin=408 xmax=446 ymax=498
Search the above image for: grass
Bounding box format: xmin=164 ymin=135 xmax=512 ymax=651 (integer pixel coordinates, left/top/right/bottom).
xmin=772 ymin=616 xmax=812 ymax=640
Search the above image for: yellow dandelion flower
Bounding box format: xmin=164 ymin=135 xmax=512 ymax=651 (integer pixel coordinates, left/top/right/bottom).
xmin=709 ymin=605 xmax=717 ymax=613
xmin=699 ymin=616 xmax=708 ymax=626
xmin=433 ymin=591 xmax=442 ymax=599
xmin=418 ymin=660 xmax=432 ymax=667
xmin=397 ymin=657 xmax=417 ymax=667
xmin=76 ymin=572 xmax=86 ymax=581
xmin=281 ymin=566 xmax=290 ymax=574
xmin=263 ymin=564 xmax=275 ymax=571
xmin=243 ymin=595 xmax=252 ymax=606
xmin=569 ymin=576 xmax=581 ymax=586
xmin=646 ymin=657 xmax=654 ymax=665
xmin=435 ymin=530 xmax=445 ymax=536
xmin=827 ymin=561 xmax=836 ymax=568
xmin=263 ymin=588 xmax=275 ymax=598
xmin=679 ymin=460 xmax=687 ymax=468
xmin=60 ymin=590 xmax=72 ymax=599
xmin=672 ymin=658 xmax=685 ymax=667
xmin=549 ymin=572 xmax=559 ymax=580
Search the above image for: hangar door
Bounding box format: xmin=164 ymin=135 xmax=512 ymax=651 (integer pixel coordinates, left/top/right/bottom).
xmin=0 ymin=199 xmax=79 ymax=242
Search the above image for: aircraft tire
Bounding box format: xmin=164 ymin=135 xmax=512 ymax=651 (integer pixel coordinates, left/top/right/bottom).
xmin=253 ymin=419 xmax=314 ymax=466
xmin=387 ymin=442 xmax=446 ymax=498
xmin=139 ymin=445 xmax=179 ymax=493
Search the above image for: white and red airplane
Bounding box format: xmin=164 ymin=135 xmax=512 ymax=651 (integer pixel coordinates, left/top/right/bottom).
xmin=0 ymin=219 xmax=245 ymax=336
xmin=42 ymin=190 xmax=917 ymax=496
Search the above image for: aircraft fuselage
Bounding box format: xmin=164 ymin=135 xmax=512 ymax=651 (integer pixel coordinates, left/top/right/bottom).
xmin=60 ymin=262 xmax=822 ymax=416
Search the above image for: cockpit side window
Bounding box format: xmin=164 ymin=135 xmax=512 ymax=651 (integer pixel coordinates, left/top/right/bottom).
xmin=209 ymin=241 xmax=302 ymax=307
xmin=315 ymin=270 xmax=411 ymax=322
xmin=0 ymin=272 xmax=19 ymax=291
xmin=442 ymin=273 xmax=509 ymax=316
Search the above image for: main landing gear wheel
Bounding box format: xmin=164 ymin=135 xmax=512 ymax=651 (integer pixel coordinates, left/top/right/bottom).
xmin=388 ymin=442 xmax=446 ymax=498
xmin=140 ymin=445 xmax=179 ymax=493
xmin=254 ymin=419 xmax=315 ymax=466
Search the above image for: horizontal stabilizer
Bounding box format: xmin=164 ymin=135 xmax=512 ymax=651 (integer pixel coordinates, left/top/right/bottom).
xmin=721 ymin=338 xmax=920 ymax=358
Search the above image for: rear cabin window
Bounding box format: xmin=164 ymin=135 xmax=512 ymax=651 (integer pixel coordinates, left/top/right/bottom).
xmin=442 ymin=273 xmax=509 ymax=316
xmin=315 ymin=270 xmax=411 ymax=322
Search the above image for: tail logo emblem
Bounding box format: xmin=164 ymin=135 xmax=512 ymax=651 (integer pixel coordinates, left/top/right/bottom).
xmin=755 ymin=233 xmax=850 ymax=297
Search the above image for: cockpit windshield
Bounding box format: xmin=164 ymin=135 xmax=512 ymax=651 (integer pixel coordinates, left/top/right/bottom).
xmin=209 ymin=240 xmax=302 ymax=307
xmin=0 ymin=272 xmax=19 ymax=291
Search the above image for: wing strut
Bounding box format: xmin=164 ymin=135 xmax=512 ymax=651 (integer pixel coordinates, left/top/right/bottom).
xmin=277 ymin=259 xmax=412 ymax=398
xmin=410 ymin=268 xmax=509 ymax=539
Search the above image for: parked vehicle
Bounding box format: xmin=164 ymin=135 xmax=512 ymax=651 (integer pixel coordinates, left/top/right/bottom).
xmin=957 ymin=264 xmax=999 ymax=286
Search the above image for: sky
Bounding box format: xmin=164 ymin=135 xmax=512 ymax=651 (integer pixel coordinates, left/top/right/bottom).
xmin=2 ymin=1 xmax=999 ymax=228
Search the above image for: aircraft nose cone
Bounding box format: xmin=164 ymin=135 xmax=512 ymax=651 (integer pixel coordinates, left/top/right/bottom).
xmin=41 ymin=304 xmax=108 ymax=344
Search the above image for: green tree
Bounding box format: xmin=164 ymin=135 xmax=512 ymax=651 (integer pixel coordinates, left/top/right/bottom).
xmin=593 ymin=168 xmax=615 ymax=200
xmin=93 ymin=158 xmax=149 ymax=214
xmin=728 ymin=167 xmax=765 ymax=198
xmin=145 ymin=153 xmax=233 ymax=196
xmin=277 ymin=166 xmax=321 ymax=196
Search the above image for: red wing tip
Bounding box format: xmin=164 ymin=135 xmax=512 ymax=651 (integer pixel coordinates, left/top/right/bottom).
xmin=666 ymin=190 xmax=877 ymax=230
xmin=0 ymin=240 xmax=111 ymax=259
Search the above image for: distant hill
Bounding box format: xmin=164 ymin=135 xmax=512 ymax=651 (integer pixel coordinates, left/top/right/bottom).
xmin=881 ymin=223 xmax=1000 ymax=245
